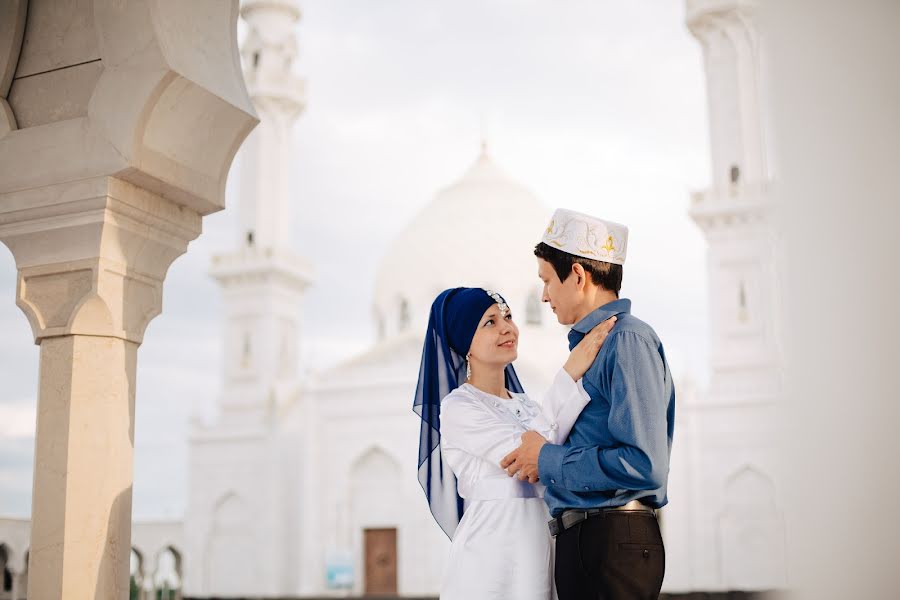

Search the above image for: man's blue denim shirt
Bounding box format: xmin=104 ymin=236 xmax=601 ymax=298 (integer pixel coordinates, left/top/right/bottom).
xmin=538 ymin=298 xmax=675 ymax=517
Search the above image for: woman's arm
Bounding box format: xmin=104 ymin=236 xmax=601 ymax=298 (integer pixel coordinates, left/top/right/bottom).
xmin=538 ymin=317 xmax=618 ymax=444
xmin=535 ymin=369 xmax=592 ymax=444
xmin=440 ymin=392 xmax=526 ymax=465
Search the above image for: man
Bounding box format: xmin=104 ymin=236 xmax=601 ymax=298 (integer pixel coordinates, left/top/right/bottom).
xmin=502 ymin=208 xmax=675 ymax=600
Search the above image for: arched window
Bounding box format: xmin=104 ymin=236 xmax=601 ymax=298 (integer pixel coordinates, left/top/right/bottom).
xmin=153 ymin=546 xmax=183 ymax=600
xmin=719 ymin=466 xmax=785 ymax=588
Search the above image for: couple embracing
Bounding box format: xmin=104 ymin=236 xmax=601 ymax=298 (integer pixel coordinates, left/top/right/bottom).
xmin=414 ymin=208 xmax=675 ymax=600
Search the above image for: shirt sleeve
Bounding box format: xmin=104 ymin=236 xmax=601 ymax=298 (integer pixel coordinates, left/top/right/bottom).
xmin=440 ymin=392 xmax=525 ymax=466
xmin=538 ymin=332 xmax=670 ymax=492
xmin=533 ymin=368 xmax=592 ymax=445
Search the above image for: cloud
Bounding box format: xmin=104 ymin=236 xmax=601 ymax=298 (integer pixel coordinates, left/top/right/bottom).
xmin=0 ymin=401 xmax=36 ymax=439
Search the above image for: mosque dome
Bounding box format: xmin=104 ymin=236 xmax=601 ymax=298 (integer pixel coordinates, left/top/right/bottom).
xmin=373 ymin=145 xmax=555 ymax=341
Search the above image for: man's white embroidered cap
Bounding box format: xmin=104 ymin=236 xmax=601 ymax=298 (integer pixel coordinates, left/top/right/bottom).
xmin=541 ymin=208 xmax=628 ymax=265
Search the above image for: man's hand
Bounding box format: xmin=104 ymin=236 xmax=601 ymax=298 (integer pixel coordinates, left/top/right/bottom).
xmin=500 ymin=430 xmax=548 ymax=484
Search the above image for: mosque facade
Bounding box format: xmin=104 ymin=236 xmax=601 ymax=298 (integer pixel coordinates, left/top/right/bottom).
xmin=0 ymin=0 xmax=786 ymax=598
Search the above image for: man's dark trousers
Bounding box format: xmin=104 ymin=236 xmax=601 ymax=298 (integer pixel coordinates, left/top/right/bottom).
xmin=555 ymin=511 xmax=665 ymax=600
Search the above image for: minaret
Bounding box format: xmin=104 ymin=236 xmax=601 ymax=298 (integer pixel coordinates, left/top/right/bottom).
xmin=210 ymin=0 xmax=311 ymax=425
xmin=687 ymin=0 xmax=780 ymax=398
xmin=184 ymin=3 xmax=309 ymax=596
xmin=684 ymin=0 xmax=786 ymax=592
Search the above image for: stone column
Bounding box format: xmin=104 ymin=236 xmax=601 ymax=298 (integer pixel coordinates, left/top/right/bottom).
xmin=0 ymin=1 xmax=257 ymax=598
xmin=0 ymin=177 xmax=201 ymax=598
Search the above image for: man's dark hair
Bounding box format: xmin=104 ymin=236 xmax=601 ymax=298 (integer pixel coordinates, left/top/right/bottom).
xmin=534 ymin=242 xmax=622 ymax=295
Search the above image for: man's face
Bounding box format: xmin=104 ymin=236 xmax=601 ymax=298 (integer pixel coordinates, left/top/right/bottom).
xmin=537 ymin=258 xmax=580 ymax=325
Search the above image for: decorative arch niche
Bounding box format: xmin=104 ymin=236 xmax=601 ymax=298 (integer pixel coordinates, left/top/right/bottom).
xmin=349 ymin=447 xmax=403 ymax=525
xmin=204 ymin=491 xmax=258 ymax=596
xmin=717 ymin=465 xmax=786 ymax=590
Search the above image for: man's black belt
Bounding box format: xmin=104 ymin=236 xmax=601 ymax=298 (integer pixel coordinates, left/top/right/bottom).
xmin=549 ymin=499 xmax=656 ymax=537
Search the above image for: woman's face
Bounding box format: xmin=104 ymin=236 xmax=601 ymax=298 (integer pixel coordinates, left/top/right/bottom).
xmin=467 ymin=303 xmax=519 ymax=367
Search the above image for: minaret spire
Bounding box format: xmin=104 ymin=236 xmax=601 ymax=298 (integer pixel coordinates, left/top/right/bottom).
xmin=236 ymin=0 xmax=306 ymax=250
xmin=687 ymin=0 xmax=765 ymax=193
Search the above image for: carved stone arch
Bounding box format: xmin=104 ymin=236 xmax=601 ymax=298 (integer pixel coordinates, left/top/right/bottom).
xmin=350 ymin=445 xmax=403 ymax=477
xmin=723 ymin=463 xmax=778 ymax=511
xmin=153 ymin=544 xmax=183 ymax=598
xmin=130 ymin=546 xmax=147 ymax=590
xmin=130 ymin=545 xmax=144 ymax=567
xmin=153 ymin=541 xmax=183 ymax=573
xmin=717 ymin=464 xmax=785 ymax=590
xmin=211 ymin=490 xmax=249 ymax=528
xmin=0 ymin=2 xmax=258 ymax=598
xmin=159 ymin=543 xmax=183 ymax=576
xmin=2 ymin=1 xmax=258 ymax=213
xmin=0 ymin=1 xmax=26 ymax=136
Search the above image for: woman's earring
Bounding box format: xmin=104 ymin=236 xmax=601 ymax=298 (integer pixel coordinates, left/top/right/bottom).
xmin=466 ymin=355 xmax=472 ymax=380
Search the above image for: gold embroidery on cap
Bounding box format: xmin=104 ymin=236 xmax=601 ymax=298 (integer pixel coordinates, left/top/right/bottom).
xmin=602 ymin=235 xmax=616 ymax=254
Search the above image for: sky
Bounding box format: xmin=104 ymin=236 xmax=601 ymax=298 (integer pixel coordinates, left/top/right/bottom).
xmin=0 ymin=0 xmax=711 ymax=519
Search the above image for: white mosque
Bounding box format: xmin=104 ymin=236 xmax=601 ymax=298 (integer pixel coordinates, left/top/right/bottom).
xmin=0 ymin=0 xmax=786 ymax=598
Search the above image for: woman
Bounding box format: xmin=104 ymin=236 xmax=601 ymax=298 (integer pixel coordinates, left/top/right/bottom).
xmin=413 ymin=287 xmax=615 ymax=600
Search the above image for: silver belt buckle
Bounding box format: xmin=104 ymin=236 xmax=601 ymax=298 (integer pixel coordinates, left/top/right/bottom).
xmin=607 ymin=499 xmax=656 ymax=514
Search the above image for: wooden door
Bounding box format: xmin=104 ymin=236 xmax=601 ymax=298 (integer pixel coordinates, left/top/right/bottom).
xmin=364 ymin=528 xmax=397 ymax=595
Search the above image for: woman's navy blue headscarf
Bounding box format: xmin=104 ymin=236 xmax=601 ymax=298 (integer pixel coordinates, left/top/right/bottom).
xmin=413 ymin=287 xmax=524 ymax=539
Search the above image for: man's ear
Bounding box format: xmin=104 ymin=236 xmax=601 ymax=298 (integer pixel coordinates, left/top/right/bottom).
xmin=571 ymin=263 xmax=587 ymax=289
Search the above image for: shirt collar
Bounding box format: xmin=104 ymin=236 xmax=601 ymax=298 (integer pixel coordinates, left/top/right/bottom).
xmin=568 ymin=298 xmax=632 ymax=350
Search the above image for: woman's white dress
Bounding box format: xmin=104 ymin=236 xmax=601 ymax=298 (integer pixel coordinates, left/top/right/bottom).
xmin=439 ymin=369 xmax=591 ymax=600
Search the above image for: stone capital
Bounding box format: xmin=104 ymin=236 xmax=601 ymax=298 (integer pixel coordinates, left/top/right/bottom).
xmin=0 ymin=176 xmax=202 ymax=344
